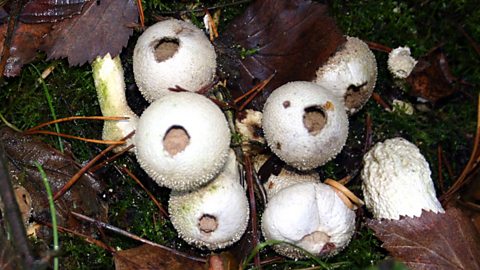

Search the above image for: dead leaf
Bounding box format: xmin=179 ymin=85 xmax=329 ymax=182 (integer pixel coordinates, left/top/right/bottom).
xmin=0 ymin=22 xmax=52 ymax=77
xmin=406 ymin=46 xmax=458 ymax=103
xmin=0 ymin=127 xmax=107 ymax=240
xmin=368 ymin=208 xmax=480 ymax=270
xmin=216 ymin=0 xmax=345 ymax=110
xmin=40 ymin=0 xmax=138 ymax=66
xmin=114 ymin=244 xmax=206 ymax=270
xmin=20 ymin=0 xmax=89 ymax=23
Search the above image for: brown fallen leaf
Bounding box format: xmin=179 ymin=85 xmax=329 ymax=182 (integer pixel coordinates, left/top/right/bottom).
xmin=40 ymin=0 xmax=138 ymax=66
xmin=19 ymin=0 xmax=89 ymax=23
xmin=216 ymin=0 xmax=345 ymax=110
xmin=406 ymin=46 xmax=458 ymax=103
xmin=0 ymin=127 xmax=107 ymax=240
xmin=368 ymin=208 xmax=480 ymax=270
xmin=114 ymin=244 xmax=206 ymax=270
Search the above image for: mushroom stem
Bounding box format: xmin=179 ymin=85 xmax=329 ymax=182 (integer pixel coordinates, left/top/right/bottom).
xmin=92 ymin=53 xmax=138 ymax=152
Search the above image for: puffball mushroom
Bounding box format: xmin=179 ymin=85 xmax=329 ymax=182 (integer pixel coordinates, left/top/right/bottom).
xmin=314 ymin=36 xmax=377 ymax=114
xmin=92 ymin=53 xmax=138 ymax=152
xmin=262 ymin=182 xmax=356 ymax=258
xmin=263 ymin=168 xmax=319 ymax=199
xmin=133 ymin=18 xmax=217 ymax=102
xmin=387 ymin=46 xmax=417 ymax=79
xmin=135 ymin=92 xmax=230 ymax=191
xmin=361 ymin=137 xmax=444 ymax=220
xmin=169 ymin=151 xmax=249 ymax=250
xmin=262 ymin=81 xmax=349 ymax=170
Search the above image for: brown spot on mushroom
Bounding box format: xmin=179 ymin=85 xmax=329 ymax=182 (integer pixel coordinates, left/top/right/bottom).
xmin=323 ymin=101 xmax=334 ymax=111
xmin=283 ymin=100 xmax=291 ymax=108
xmin=154 ymin=38 xmax=180 ymax=62
xmin=345 ymin=82 xmax=368 ymax=110
xmin=276 ymin=142 xmax=282 ymax=150
xmin=320 ymin=242 xmax=336 ymax=255
xmin=300 ymin=231 xmax=330 ymax=246
xmin=199 ymin=214 xmax=218 ymax=234
xmin=163 ymin=126 xmax=190 ymax=156
xmin=303 ymin=106 xmax=326 ymax=136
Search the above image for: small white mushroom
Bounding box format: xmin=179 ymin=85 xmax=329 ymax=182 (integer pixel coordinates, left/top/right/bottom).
xmin=133 ymin=18 xmax=217 ymax=102
xmin=361 ymin=137 xmax=444 ymax=220
xmin=262 ymin=81 xmax=349 ymax=170
xmin=261 ymin=182 xmax=356 ymax=258
xmin=135 ymin=92 xmax=230 ymax=191
xmin=387 ymin=46 xmax=417 ymax=79
xmin=92 ymin=53 xmax=138 ymax=152
xmin=263 ymin=168 xmax=319 ymax=199
xmin=314 ymin=36 xmax=378 ymax=114
xmin=169 ymin=151 xmax=249 ymax=250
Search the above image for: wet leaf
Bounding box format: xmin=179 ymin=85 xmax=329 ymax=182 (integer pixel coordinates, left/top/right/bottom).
xmin=406 ymin=46 xmax=458 ymax=103
xmin=216 ymin=0 xmax=345 ymax=110
xmin=20 ymin=0 xmax=89 ymax=23
xmin=114 ymin=244 xmax=206 ymax=270
xmin=40 ymin=0 xmax=138 ymax=66
xmin=0 ymin=127 xmax=107 ymax=239
xmin=368 ymin=208 xmax=480 ymax=270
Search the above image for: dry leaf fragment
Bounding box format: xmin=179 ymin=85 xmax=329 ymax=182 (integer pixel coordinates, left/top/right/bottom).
xmin=20 ymin=0 xmax=89 ymax=23
xmin=368 ymin=208 xmax=480 ymax=270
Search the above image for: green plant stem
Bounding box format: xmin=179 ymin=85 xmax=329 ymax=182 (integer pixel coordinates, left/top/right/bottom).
xmin=30 ymin=65 xmax=64 ymax=153
xmin=35 ymin=162 xmax=59 ymax=270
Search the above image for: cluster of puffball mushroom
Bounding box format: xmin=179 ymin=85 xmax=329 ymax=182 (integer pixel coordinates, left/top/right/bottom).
xmin=92 ymin=17 xmax=444 ymax=259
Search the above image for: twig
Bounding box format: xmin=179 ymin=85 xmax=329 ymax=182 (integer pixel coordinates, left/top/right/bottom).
xmin=442 ymin=150 xmax=455 ymax=179
xmin=363 ymin=113 xmax=373 ymax=154
xmin=0 ymin=112 xmax=22 ymax=132
xmin=25 ymin=116 xmax=128 ymax=132
xmin=70 ymin=211 xmax=206 ymax=263
xmin=52 ymin=131 xmax=134 ymax=201
xmin=371 ymin=93 xmax=392 ymax=111
xmin=244 ymin=155 xmax=261 ymax=269
xmin=135 ymin=0 xmax=145 ymax=28
xmin=437 ymin=145 xmax=445 ymax=194
xmin=89 ymin=144 xmax=135 ymax=173
xmin=236 ymin=73 xmax=275 ymax=111
xmin=0 ymin=0 xmax=24 ymax=77
xmin=457 ymin=25 xmax=480 ymax=57
xmin=24 ymin=130 xmax=126 ymax=145
xmin=365 ymin=41 xmax=392 ymax=53
xmin=120 ymin=167 xmax=168 ymax=218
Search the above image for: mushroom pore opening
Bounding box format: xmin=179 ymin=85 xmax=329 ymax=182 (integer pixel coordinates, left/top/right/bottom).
xmin=154 ymin=38 xmax=180 ymax=62
xmin=163 ymin=125 xmax=190 ymax=156
xmin=199 ymin=214 xmax=218 ymax=234
xmin=303 ymin=106 xmax=327 ymax=136
xmin=345 ymin=82 xmax=368 ymax=109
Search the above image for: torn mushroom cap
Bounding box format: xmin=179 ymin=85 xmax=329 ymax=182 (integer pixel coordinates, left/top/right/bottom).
xmin=263 ymin=167 xmax=319 ymax=199
xmin=169 ymin=151 xmax=249 ymax=250
xmin=133 ymin=18 xmax=217 ymax=102
xmin=361 ymin=137 xmax=444 ymax=220
xmin=387 ymin=46 xmax=417 ymax=79
xmin=135 ymin=92 xmax=230 ymax=191
xmin=262 ymin=81 xmax=349 ymax=170
xmin=314 ymin=36 xmax=377 ymax=114
xmin=262 ymin=182 xmax=356 ymax=259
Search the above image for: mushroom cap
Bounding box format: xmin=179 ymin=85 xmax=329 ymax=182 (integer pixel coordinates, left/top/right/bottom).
xmin=133 ymin=18 xmax=217 ymax=102
xmin=263 ymin=168 xmax=319 ymax=199
xmin=361 ymin=137 xmax=444 ymax=220
xmin=314 ymin=36 xmax=377 ymax=114
xmin=169 ymin=151 xmax=249 ymax=250
xmin=387 ymin=46 xmax=417 ymax=79
xmin=135 ymin=92 xmax=230 ymax=191
xmin=261 ymin=182 xmax=356 ymax=259
xmin=262 ymin=81 xmax=349 ymax=170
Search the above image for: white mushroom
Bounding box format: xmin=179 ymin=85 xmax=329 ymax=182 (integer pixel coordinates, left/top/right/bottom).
xmin=314 ymin=36 xmax=377 ymax=114
xmin=262 ymin=81 xmax=349 ymax=170
xmin=169 ymin=151 xmax=249 ymax=250
xmin=361 ymin=137 xmax=444 ymax=220
xmin=92 ymin=53 xmax=138 ymax=152
xmin=261 ymin=182 xmax=356 ymax=258
xmin=135 ymin=92 xmax=230 ymax=191
xmin=387 ymin=46 xmax=417 ymax=79
xmin=133 ymin=18 xmax=217 ymax=102
xmin=263 ymin=168 xmax=319 ymax=199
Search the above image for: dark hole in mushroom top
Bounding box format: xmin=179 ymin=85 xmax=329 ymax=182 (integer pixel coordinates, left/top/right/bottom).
xmin=163 ymin=125 xmax=190 ymax=156
xmin=199 ymin=214 xmax=218 ymax=234
xmin=303 ymin=106 xmax=326 ymax=136
xmin=283 ymin=100 xmax=291 ymax=108
xmin=154 ymin=37 xmax=180 ymax=62
xmin=345 ymin=81 xmax=368 ymax=110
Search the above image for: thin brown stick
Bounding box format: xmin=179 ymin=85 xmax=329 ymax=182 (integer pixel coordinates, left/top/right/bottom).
xmin=121 ymin=167 xmax=168 ymax=218
xmin=457 ymin=25 xmax=480 ymax=57
xmin=437 ymin=145 xmax=445 ymax=194
xmin=53 ymin=131 xmax=134 ymax=201
xmin=136 ymin=0 xmax=145 ymax=28
xmin=70 ymin=211 xmax=206 ymax=263
xmin=25 ymin=116 xmax=128 ymax=132
xmin=365 ymin=41 xmax=392 ymax=53
xmin=363 ymin=113 xmax=373 ymax=154
xmin=89 ymin=144 xmax=135 ymax=173
xmin=441 ymin=94 xmax=480 ymax=203
xmin=238 ymin=74 xmax=275 ymax=111
xmin=372 ymin=93 xmax=392 ymax=111
xmin=441 ymin=151 xmax=455 ymax=179
xmin=244 ymin=155 xmax=261 ymax=269
xmin=24 ymin=130 xmax=125 ymax=145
